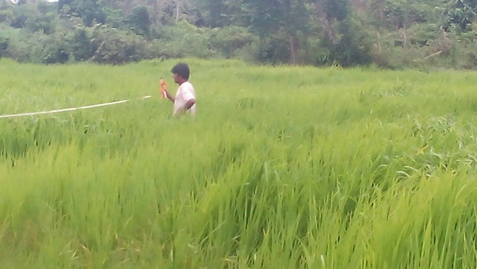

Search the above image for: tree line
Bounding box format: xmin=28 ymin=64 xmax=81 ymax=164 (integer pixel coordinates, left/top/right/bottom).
xmin=0 ymin=0 xmax=476 ymax=69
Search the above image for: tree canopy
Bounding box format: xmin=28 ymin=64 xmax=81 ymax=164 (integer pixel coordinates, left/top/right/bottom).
xmin=0 ymin=0 xmax=476 ymax=68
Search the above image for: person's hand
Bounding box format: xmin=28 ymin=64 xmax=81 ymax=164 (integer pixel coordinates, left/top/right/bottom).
xmin=163 ymin=89 xmax=175 ymax=102
xmin=164 ymin=89 xmax=172 ymax=100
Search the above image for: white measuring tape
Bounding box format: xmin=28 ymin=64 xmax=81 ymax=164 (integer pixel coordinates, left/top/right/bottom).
xmin=0 ymin=95 xmax=152 ymax=119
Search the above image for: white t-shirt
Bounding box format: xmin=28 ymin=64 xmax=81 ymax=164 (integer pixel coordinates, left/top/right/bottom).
xmin=173 ymin=81 xmax=196 ymax=116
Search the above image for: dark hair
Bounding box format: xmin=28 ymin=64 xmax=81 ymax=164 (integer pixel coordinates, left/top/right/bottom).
xmin=171 ymin=63 xmax=190 ymax=80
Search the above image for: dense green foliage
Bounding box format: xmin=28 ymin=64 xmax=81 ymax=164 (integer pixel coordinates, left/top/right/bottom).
xmin=0 ymin=0 xmax=476 ymax=68
xmin=3 ymin=59 xmax=477 ymax=267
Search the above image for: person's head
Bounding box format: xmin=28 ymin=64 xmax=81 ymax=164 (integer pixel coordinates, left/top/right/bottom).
xmin=171 ymin=63 xmax=190 ymax=84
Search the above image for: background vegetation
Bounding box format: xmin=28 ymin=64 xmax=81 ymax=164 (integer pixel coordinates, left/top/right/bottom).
xmin=1 ymin=0 xmax=477 ymax=69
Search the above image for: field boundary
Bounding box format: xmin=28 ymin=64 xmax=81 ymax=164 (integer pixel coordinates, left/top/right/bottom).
xmin=0 ymin=95 xmax=152 ymax=119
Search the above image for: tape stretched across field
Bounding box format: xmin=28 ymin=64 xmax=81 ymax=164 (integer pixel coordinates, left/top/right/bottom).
xmin=0 ymin=95 xmax=152 ymax=119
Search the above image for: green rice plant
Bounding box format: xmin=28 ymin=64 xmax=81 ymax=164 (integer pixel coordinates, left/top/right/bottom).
xmin=1 ymin=58 xmax=477 ymax=268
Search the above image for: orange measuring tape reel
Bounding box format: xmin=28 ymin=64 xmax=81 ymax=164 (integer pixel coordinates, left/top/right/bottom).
xmin=160 ymin=79 xmax=167 ymax=99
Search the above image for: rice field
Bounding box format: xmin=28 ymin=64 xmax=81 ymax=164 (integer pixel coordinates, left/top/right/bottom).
xmin=2 ymin=58 xmax=477 ymax=268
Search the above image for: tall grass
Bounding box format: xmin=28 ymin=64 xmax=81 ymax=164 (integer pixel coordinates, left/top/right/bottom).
xmin=2 ymin=58 xmax=477 ymax=268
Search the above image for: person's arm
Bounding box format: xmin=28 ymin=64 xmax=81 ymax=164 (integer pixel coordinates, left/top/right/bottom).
xmin=181 ymin=85 xmax=196 ymax=111
xmin=174 ymin=98 xmax=195 ymax=115
xmin=184 ymin=99 xmax=195 ymax=110
xmin=164 ymin=90 xmax=175 ymax=103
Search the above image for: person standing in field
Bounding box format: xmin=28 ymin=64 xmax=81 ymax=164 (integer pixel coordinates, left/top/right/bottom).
xmin=164 ymin=63 xmax=196 ymax=117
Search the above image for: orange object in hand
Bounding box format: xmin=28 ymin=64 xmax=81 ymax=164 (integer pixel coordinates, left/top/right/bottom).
xmin=160 ymin=79 xmax=167 ymax=99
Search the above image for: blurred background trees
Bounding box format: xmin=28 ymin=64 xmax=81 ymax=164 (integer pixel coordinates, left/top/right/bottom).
xmin=0 ymin=0 xmax=476 ymax=69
